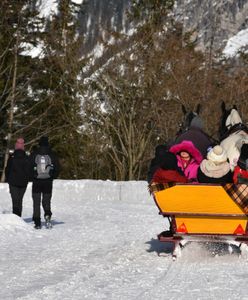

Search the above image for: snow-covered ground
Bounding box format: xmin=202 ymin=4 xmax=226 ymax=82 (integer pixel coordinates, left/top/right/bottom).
xmin=1 ymin=180 xmax=248 ymax=300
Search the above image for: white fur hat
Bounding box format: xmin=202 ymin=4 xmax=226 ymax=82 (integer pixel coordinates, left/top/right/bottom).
xmin=207 ymin=145 xmax=227 ymax=163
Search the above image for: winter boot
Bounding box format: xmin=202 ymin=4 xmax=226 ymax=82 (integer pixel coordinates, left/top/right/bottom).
xmin=45 ymin=215 xmax=52 ymax=229
xmin=34 ymin=217 xmax=41 ymax=229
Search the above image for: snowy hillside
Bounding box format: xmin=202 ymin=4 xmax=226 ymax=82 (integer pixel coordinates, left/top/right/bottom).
xmin=36 ymin=0 xmax=248 ymax=60
xmin=1 ymin=180 xmax=248 ymax=299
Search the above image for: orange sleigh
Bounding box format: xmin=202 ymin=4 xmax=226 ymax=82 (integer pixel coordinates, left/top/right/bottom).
xmin=151 ymin=183 xmax=248 ymax=259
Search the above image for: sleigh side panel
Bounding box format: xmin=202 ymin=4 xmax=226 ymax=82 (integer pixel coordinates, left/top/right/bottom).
xmin=153 ymin=185 xmax=248 ymax=235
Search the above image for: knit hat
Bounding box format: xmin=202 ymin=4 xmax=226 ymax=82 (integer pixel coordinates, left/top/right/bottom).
xmin=15 ymin=138 xmax=25 ymax=150
xmin=155 ymin=144 xmax=168 ymax=159
xmin=160 ymin=152 xmax=179 ymax=170
xmin=238 ymin=144 xmax=248 ymax=170
xmin=39 ymin=136 xmax=49 ymax=146
xmin=207 ymin=145 xmax=227 ymax=164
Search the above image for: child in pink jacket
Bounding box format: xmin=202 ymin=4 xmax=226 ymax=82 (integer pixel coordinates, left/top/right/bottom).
xmin=169 ymin=140 xmax=203 ymax=182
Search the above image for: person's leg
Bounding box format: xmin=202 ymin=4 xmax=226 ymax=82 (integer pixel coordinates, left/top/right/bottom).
xmin=32 ymin=181 xmax=42 ymax=226
xmin=42 ymin=193 xmax=52 ymax=218
xmin=42 ymin=180 xmax=53 ymax=219
xmin=17 ymin=187 xmax=26 ymax=217
xmin=9 ymin=185 xmax=21 ymax=216
xmin=32 ymin=193 xmax=41 ymax=226
xmin=9 ymin=185 xmax=26 ymax=217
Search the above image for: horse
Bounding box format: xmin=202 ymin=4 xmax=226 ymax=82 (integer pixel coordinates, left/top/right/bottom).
xmin=219 ymin=102 xmax=248 ymax=170
xmin=174 ymin=104 xmax=214 ymax=157
xmin=177 ymin=104 xmax=203 ymax=135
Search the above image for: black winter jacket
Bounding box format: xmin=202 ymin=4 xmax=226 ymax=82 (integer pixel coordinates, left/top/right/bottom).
xmin=197 ymin=168 xmax=233 ymax=184
xmin=29 ymin=146 xmax=60 ymax=181
xmin=5 ymin=150 xmax=30 ymax=187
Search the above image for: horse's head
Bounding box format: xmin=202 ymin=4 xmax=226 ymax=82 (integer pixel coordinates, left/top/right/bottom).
xmin=178 ymin=103 xmax=203 ymax=134
xmin=219 ymin=101 xmax=242 ymax=139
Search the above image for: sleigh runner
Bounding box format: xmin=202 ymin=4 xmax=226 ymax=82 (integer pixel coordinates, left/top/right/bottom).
xmin=150 ymin=183 xmax=248 ymax=259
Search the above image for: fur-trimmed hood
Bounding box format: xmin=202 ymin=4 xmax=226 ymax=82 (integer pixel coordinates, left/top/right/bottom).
xmin=169 ymin=140 xmax=203 ymax=164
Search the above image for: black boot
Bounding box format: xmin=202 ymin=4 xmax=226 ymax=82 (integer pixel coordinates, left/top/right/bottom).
xmin=33 ymin=217 xmax=41 ymax=229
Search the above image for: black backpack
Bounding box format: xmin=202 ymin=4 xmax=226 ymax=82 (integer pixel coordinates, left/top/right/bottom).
xmin=35 ymin=154 xmax=53 ymax=179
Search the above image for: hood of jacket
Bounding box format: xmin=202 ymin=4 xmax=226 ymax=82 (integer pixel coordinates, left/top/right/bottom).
xmin=169 ymin=140 xmax=203 ymax=164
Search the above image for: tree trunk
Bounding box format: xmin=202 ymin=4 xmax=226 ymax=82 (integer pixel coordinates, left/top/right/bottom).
xmin=1 ymin=36 xmax=18 ymax=182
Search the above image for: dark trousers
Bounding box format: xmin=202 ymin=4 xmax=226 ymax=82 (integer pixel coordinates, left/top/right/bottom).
xmin=9 ymin=185 xmax=27 ymax=217
xmin=32 ymin=193 xmax=52 ymax=225
xmin=32 ymin=180 xmax=53 ymax=226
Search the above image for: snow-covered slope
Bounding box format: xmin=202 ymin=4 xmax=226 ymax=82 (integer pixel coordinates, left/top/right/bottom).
xmin=223 ymin=28 xmax=248 ymax=57
xmin=174 ymin=0 xmax=248 ymax=53
xmin=36 ymin=0 xmax=248 ymax=61
xmin=1 ymin=180 xmax=248 ymax=299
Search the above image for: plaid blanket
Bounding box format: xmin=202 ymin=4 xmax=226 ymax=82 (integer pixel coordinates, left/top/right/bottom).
xmin=222 ymin=184 xmax=248 ymax=214
xmin=149 ymin=182 xmax=248 ymax=214
xmin=148 ymin=182 xmax=176 ymax=194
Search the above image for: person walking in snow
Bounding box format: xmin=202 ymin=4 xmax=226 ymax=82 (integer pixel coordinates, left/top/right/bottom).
xmin=5 ymin=138 xmax=30 ymax=217
xmin=29 ymin=136 xmax=60 ymax=229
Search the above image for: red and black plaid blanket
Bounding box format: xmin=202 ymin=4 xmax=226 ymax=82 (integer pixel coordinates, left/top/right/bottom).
xmin=222 ymin=184 xmax=248 ymax=214
xmin=148 ymin=182 xmax=175 ymax=194
xmin=149 ymin=182 xmax=248 ymax=215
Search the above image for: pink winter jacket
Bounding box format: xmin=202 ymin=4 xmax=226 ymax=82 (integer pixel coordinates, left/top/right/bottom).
xmin=169 ymin=140 xmax=203 ymax=182
xmin=176 ymin=155 xmax=200 ymax=182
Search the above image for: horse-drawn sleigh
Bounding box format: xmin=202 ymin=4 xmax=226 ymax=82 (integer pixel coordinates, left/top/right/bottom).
xmin=150 ymin=182 xmax=248 ymax=259
xmin=150 ymin=102 xmax=248 ymax=259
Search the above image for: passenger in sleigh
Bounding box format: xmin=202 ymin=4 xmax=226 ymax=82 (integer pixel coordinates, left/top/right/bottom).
xmin=147 ymin=144 xmax=168 ymax=184
xmin=233 ymin=144 xmax=248 ymax=184
xmin=169 ymin=140 xmax=203 ymax=182
xmin=152 ymin=152 xmax=188 ymax=239
xmin=197 ymin=145 xmax=233 ymax=184
xmin=151 ymin=152 xmax=188 ymax=184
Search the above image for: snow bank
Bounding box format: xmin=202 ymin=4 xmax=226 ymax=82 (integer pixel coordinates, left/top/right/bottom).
xmin=53 ymin=179 xmax=150 ymax=203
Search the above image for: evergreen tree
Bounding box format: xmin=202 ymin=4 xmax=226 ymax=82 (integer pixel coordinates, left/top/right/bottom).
xmin=38 ymin=0 xmax=86 ymax=179
xmin=0 ymin=0 xmax=44 ymax=181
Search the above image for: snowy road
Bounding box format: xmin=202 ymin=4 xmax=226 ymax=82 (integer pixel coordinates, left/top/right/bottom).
xmin=1 ymin=180 xmax=248 ymax=299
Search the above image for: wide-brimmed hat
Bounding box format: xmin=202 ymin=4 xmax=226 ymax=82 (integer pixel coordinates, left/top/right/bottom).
xmin=207 ymin=145 xmax=227 ymax=163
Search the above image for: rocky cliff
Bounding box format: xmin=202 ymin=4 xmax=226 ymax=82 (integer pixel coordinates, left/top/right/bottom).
xmin=79 ymin=0 xmax=248 ymax=55
xmin=174 ymin=0 xmax=248 ymax=52
xmin=79 ymin=0 xmax=131 ymax=54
